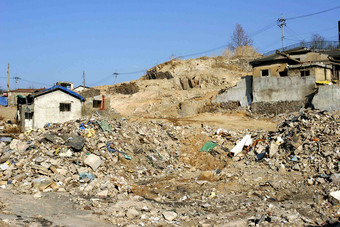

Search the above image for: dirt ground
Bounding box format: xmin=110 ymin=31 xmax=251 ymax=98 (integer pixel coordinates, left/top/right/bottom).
xmin=0 ymin=107 xmax=16 ymax=122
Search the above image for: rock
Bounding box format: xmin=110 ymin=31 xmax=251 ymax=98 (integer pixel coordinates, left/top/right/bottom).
xmin=162 ymin=211 xmax=177 ymax=221
xmin=97 ymin=190 xmax=109 ymax=198
xmin=126 ymin=208 xmax=140 ymax=219
xmin=330 ymin=173 xmax=340 ymax=185
xmin=84 ymin=154 xmax=103 ymax=171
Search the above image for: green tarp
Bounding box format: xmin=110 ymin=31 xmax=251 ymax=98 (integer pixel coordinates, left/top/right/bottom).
xmin=200 ymin=141 xmax=218 ymax=152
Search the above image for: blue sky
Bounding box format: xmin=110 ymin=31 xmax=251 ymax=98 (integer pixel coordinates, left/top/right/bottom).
xmin=0 ymin=0 xmax=339 ymax=89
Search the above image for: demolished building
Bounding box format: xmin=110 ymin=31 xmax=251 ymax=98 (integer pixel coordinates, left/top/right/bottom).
xmin=214 ymin=47 xmax=340 ymax=113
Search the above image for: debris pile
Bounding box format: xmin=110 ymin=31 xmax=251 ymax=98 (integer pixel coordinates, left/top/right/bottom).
xmin=0 ymin=109 xmax=340 ymax=226
xmin=0 ymin=116 xmax=187 ymax=197
xmin=224 ymin=109 xmax=340 ymax=175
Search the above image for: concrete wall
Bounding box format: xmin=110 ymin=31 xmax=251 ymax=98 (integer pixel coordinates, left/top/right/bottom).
xmin=313 ymin=85 xmax=340 ymax=111
xmin=253 ymin=76 xmax=316 ymax=102
xmin=8 ymin=92 xmax=31 ymax=106
xmin=33 ymin=90 xmax=82 ymax=129
xmin=213 ymin=76 xmax=252 ymax=107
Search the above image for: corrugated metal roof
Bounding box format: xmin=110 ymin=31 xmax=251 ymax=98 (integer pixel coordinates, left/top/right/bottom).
xmin=34 ymin=86 xmax=85 ymax=101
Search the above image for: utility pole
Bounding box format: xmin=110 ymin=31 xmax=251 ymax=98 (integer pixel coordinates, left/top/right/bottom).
xmin=7 ymin=64 xmax=9 ymax=93
xmin=277 ymin=18 xmax=286 ymax=51
xmin=113 ymin=72 xmax=118 ymax=84
xmin=83 ymin=71 xmax=85 ymax=88
xmin=14 ymin=76 xmax=20 ymax=90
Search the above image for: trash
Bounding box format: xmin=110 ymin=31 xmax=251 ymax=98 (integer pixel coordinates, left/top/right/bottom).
xmin=84 ymin=154 xmax=103 ymax=171
xmin=98 ymin=120 xmax=112 ymax=132
xmin=79 ymin=173 xmax=95 ymax=182
xmin=291 ymin=156 xmax=298 ymax=162
xmin=230 ymin=135 xmax=251 ymax=156
xmin=0 ymin=137 xmax=12 ymax=143
xmin=200 ymin=141 xmax=217 ymax=152
xmin=0 ymin=162 xmax=9 ymax=171
xmin=107 ymin=142 xmax=132 ymax=160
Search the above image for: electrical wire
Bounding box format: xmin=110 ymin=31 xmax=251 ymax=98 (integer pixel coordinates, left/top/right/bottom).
xmin=286 ymin=5 xmax=340 ymax=20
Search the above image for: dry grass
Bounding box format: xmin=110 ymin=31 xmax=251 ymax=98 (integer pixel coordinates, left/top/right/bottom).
xmin=5 ymin=125 xmax=21 ymax=133
xmin=222 ymin=46 xmax=262 ymax=59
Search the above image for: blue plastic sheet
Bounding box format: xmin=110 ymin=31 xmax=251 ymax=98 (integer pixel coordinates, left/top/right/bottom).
xmin=0 ymin=97 xmax=8 ymax=106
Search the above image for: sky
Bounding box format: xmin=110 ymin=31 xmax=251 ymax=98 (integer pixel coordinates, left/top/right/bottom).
xmin=0 ymin=0 xmax=339 ymax=89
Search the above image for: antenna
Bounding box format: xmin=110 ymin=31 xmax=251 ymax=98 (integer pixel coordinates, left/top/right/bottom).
xmin=277 ymin=18 xmax=287 ymax=51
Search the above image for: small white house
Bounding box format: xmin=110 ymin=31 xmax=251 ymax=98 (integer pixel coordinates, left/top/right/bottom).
xmin=21 ymin=86 xmax=85 ymax=130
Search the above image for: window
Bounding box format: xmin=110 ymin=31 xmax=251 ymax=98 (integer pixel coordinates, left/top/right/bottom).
xmin=25 ymin=112 xmax=33 ymax=119
xmin=60 ymin=103 xmax=71 ymax=112
xmin=300 ymin=70 xmax=310 ymax=77
xmin=93 ymin=100 xmax=102 ymax=108
xmin=279 ymin=71 xmax=288 ymax=77
xmin=261 ymin=69 xmax=270 ymax=77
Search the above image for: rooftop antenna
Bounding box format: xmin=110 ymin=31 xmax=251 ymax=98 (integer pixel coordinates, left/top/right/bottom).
xmin=277 ymin=18 xmax=287 ymax=51
xmin=113 ymin=72 xmax=118 ymax=84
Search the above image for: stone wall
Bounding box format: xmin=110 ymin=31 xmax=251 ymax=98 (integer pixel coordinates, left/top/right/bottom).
xmin=251 ymin=101 xmax=305 ymax=115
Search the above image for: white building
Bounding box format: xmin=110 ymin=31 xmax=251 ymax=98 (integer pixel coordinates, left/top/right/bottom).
xmin=20 ymin=86 xmax=85 ymax=130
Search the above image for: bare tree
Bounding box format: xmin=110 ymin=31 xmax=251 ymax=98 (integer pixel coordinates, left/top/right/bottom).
xmin=228 ymin=24 xmax=253 ymax=51
xmin=311 ymin=33 xmax=325 ymax=50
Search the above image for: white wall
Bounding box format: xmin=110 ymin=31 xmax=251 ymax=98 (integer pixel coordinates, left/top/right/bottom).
xmin=33 ymin=90 xmax=82 ymax=129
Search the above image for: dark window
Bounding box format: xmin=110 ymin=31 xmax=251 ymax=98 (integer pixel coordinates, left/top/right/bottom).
xmin=93 ymin=100 xmax=102 ymax=108
xmin=300 ymin=70 xmax=310 ymax=77
xmin=60 ymin=103 xmax=71 ymax=112
xmin=25 ymin=112 xmax=33 ymax=119
xmin=279 ymin=71 xmax=288 ymax=77
xmin=261 ymin=69 xmax=269 ymax=77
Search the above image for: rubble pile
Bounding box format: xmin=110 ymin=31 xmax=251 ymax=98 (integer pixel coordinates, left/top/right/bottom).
xmin=0 ymin=109 xmax=339 ymax=226
xmin=0 ymin=116 xmax=188 ymax=198
xmin=227 ymin=109 xmax=340 ymax=175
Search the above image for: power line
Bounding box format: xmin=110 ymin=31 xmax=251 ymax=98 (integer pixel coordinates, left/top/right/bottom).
xmin=286 ymin=5 xmax=340 ymax=20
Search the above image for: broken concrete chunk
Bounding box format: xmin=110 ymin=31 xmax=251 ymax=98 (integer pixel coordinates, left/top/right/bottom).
xmin=66 ymin=134 xmax=85 ymax=151
xmin=162 ymin=211 xmax=178 ymax=221
xmin=126 ymin=208 xmax=140 ymax=219
xmin=269 ymin=142 xmax=278 ymax=158
xmin=32 ymin=177 xmax=53 ymax=191
xmin=84 ymin=154 xmax=103 ymax=171
xmin=330 ymin=191 xmax=340 ymax=203
xmin=9 ymin=139 xmax=28 ymax=153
